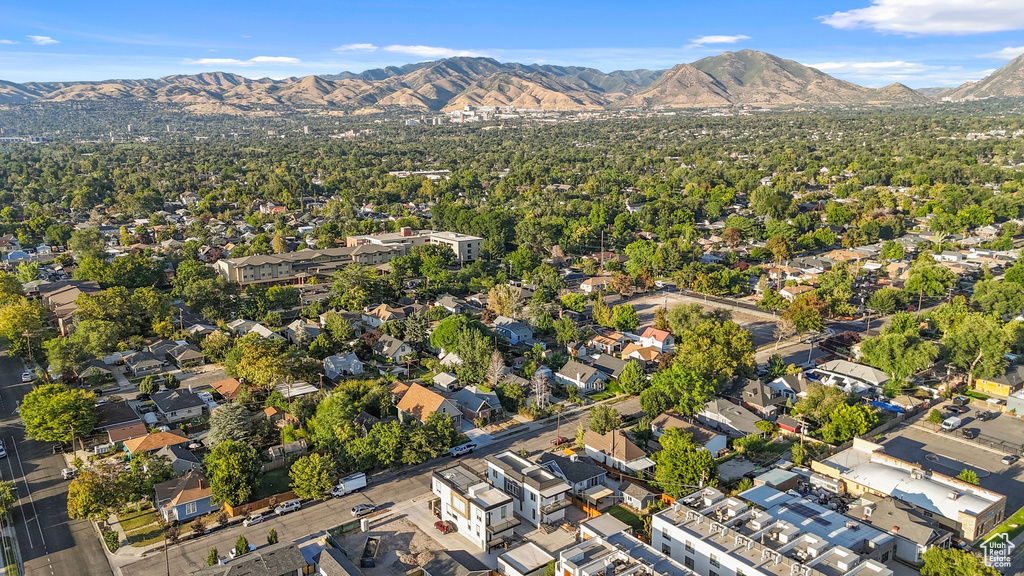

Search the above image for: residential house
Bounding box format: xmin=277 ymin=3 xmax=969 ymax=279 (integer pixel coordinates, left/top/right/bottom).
xmin=620 ymin=343 xmax=661 ymax=365
xmin=580 ymin=276 xmax=613 ymax=294
xmin=155 ymin=471 xmax=215 ymax=523
xmin=124 ymin=430 xmax=189 ymax=458
xmin=735 ymin=378 xmax=787 ymax=418
xmin=373 ymin=334 xmax=414 ymax=363
xmin=152 ymin=390 xmax=206 ymax=423
xmin=262 ymin=406 xmax=299 ymax=428
xmin=650 ymin=411 xmax=728 ymax=456
xmin=283 ymin=319 xmax=321 ymax=346
xmin=766 ymin=372 xmax=809 ymax=402
xmin=431 ymin=465 xmax=517 ymax=551
xmin=848 ymin=496 xmax=953 ymax=564
xmin=555 ymin=361 xmax=606 ymax=393
xmin=190 ymin=541 xmax=311 ymax=576
xmin=493 ymin=316 xmax=534 ymax=346
xmin=537 ymin=453 xmax=608 ymax=495
xmin=638 ymin=327 xmax=674 ymax=353
xmin=485 ymin=450 xmax=572 ymax=527
xmin=315 ymin=547 xmax=363 ymax=576
xmin=588 ymin=332 xmax=628 ymax=355
xmin=167 ymin=342 xmax=205 ymax=368
xmin=590 ymin=354 xmax=630 ymax=380
xmin=0 ymin=234 xmax=20 ymax=253
xmin=812 ymin=359 xmax=889 ymax=396
xmin=464 ymin=385 xmax=503 ymax=417
xmin=154 ymin=445 xmax=202 ymax=476
xmin=975 ymin=363 xmax=1024 ymax=398
xmin=779 ymin=284 xmax=816 ymax=302
xmin=38 ymin=280 xmax=101 ymax=335
xmin=211 ymin=378 xmax=243 ymax=401
xmin=396 ymin=383 xmax=463 ymax=427
xmin=95 ymin=401 xmax=147 ymax=445
xmin=266 ymin=440 xmax=308 ymax=469
xmin=225 ymin=319 xmax=285 ymax=340
xmin=434 ymin=294 xmax=467 ymax=314
xmin=453 ymin=388 xmax=496 ymax=422
xmin=324 ymin=352 xmax=364 ymax=380
xmin=353 ymin=411 xmax=380 ymax=436
xmin=582 ymin=429 xmax=655 ymax=474
xmin=125 ymin=351 xmax=164 ymax=376
xmin=696 ymin=398 xmax=765 ymax=438
xmin=362 ymin=303 xmax=409 ymax=327
xmin=434 ymin=372 xmax=459 ymax=391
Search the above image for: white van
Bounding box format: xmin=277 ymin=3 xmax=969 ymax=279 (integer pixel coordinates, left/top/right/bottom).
xmin=941 ymin=416 xmax=962 ymax=431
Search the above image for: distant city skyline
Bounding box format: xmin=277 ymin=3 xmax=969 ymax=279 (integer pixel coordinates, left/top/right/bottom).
xmin=2 ymin=0 xmax=1024 ymax=87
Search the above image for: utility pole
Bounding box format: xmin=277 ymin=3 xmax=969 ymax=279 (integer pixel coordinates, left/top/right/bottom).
xmin=600 ymin=230 xmax=605 ymax=271
xmin=21 ymin=330 xmax=32 ymax=362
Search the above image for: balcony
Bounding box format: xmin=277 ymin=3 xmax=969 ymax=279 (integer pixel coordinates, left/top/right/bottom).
xmin=487 ymin=517 xmax=521 ymax=535
xmin=541 ymin=497 xmax=572 ymax=514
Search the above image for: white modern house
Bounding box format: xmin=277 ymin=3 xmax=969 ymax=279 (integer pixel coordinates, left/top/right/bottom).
xmin=485 ymin=451 xmax=572 ymax=527
xmin=431 ymin=465 xmax=517 ymax=551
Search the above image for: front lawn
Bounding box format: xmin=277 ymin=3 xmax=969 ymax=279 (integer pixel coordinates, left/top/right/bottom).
xmin=117 ymin=508 xmax=164 ymax=548
xmin=253 ymin=468 xmax=292 ymax=501
xmin=605 ymin=381 xmax=625 ymax=396
xmin=118 ymin=508 xmax=159 ymax=532
xmin=982 ymin=504 xmax=1024 ymax=545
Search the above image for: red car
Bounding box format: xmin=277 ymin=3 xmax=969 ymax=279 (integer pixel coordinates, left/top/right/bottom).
xmin=434 ymin=520 xmax=455 ymax=534
xmin=551 ymin=437 xmax=570 ymax=446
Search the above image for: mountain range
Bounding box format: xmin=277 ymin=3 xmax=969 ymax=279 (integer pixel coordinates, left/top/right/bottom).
xmin=0 ymin=49 xmax=1022 ymax=114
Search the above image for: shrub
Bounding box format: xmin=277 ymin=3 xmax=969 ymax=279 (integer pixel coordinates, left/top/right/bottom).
xmin=103 ymin=530 xmax=120 ymax=552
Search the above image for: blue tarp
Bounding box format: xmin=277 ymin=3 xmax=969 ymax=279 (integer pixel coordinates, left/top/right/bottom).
xmin=869 ymin=400 xmax=905 ymax=413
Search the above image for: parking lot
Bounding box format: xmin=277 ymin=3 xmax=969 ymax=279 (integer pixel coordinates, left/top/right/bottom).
xmin=879 ymin=409 xmax=1024 ymax=511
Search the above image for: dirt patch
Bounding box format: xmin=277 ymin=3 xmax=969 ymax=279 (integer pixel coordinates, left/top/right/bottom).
xmin=338 ymin=516 xmax=443 ymax=576
xmin=630 ymin=293 xmax=780 ymax=348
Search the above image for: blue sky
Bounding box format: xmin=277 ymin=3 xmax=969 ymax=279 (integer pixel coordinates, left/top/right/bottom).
xmin=2 ymin=0 xmax=1024 ymax=87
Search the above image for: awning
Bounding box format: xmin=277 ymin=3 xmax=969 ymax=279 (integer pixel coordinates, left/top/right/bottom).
xmin=583 ymin=486 xmax=614 ymax=503
xmin=626 ymin=457 xmax=657 ymax=472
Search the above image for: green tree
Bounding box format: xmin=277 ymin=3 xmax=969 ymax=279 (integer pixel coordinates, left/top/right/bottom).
xmin=942 ymin=312 xmax=1009 ymax=386
xmin=905 ymin=257 xmax=956 ymax=311
xmin=625 ymin=240 xmax=657 ymax=277
xmin=207 ymin=549 xmax=219 ymax=566
xmin=205 ymin=440 xmax=261 ymax=507
xmin=553 ymin=316 xmax=580 ymax=346
xmin=820 ymin=404 xmax=878 ymax=443
xmin=618 ymin=360 xmax=647 ymax=395
xmin=290 ymin=453 xmax=336 ymax=499
xmin=15 ymin=261 xmax=40 ymax=283
xmin=793 ymin=383 xmax=852 ymax=427
xmin=223 ymin=333 xmax=289 ymax=389
xmin=68 ymin=228 xmax=106 ymax=261
xmin=588 ymin=405 xmax=620 ymax=435
xmin=653 ymin=428 xmax=718 ymax=498
xmin=138 ymin=376 xmax=159 ymax=396
xmin=234 ymin=535 xmax=250 ymax=558
xmin=612 ymin=304 xmax=639 ymax=332
xmin=782 ymin=293 xmax=826 ymax=333
xmin=972 ymin=279 xmax=1024 ymax=319
xmin=20 ymin=383 xmax=97 ymax=442
xmin=859 ymin=332 xmax=938 ymax=381
xmin=0 ymin=297 xmax=48 ymax=356
xmin=866 ymin=287 xmax=905 ymax=315
xmin=208 ymin=403 xmax=253 ymax=446
xmin=0 ymin=480 xmax=18 ymax=519
xmin=673 ymin=320 xmax=755 ymax=388
xmin=371 ymin=420 xmax=406 ymax=468
xmin=430 ymin=314 xmax=469 ymax=352
xmin=957 ymin=469 xmax=980 ymax=485
xmin=927 ymin=409 xmax=945 ymax=429
xmin=67 ymin=468 xmax=115 ymax=520
xmin=647 ymin=364 xmax=717 ymax=416
xmin=920 ymin=546 xmax=1000 ymax=576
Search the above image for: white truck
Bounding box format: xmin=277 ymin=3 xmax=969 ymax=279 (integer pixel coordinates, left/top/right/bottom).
xmin=330 ymin=472 xmax=367 ymax=498
xmin=941 ymin=416 xmax=962 ymax=431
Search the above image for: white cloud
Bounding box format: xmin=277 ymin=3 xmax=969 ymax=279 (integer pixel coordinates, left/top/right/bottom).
xmin=689 ymin=34 xmax=751 ymax=45
xmin=249 ymin=56 xmax=301 ymax=64
xmin=383 ymin=44 xmax=488 ymax=58
xmin=185 ymin=56 xmax=302 ymax=67
xmin=806 ymin=60 xmax=932 ymax=75
xmin=0 ymin=39 xmax=18 ymax=45
xmin=820 ymin=0 xmax=1024 ymax=35
xmin=981 ymin=46 xmax=1024 ymax=60
xmin=335 ymin=43 xmax=378 ymax=52
xmin=28 ymin=35 xmax=59 ymax=45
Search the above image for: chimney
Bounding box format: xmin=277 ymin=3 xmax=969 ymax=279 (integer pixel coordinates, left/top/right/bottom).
xmin=401 ymin=227 xmax=413 ymax=237
xmin=199 ymin=478 xmax=203 ymax=489
xmin=862 ymin=514 xmax=868 ymax=520
xmin=892 ymin=525 xmax=899 ymax=533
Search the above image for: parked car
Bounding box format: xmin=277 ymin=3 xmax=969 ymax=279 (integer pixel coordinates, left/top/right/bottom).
xmin=0 ymin=444 xmax=8 ymax=459
xmin=274 ymin=499 xmax=301 ymax=515
xmin=947 ymin=405 xmax=969 ymax=415
xmin=941 ymin=416 xmax=962 ymax=431
xmin=1002 ymin=455 xmax=1018 ymax=466
xmin=449 ymin=443 xmax=476 ymax=457
xmin=550 ymin=437 xmax=570 ymax=447
xmin=962 ymin=428 xmax=978 ymax=439
xmin=434 ymin=520 xmax=455 ymax=534
xmin=242 ymin=513 xmax=264 ymax=527
xmin=978 ymin=411 xmax=996 ymax=421
xmin=952 ymin=395 xmax=970 ymax=407
xmin=351 ymin=504 xmax=375 ymax=518
xmin=61 ymin=468 xmax=77 ymax=480
xmin=21 ymin=371 xmax=34 ymax=382
xmin=135 ymin=393 xmax=151 ymax=401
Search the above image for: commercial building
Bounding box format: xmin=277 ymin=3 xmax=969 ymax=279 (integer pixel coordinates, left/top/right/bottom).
xmin=346 ymin=227 xmax=484 ymax=263
xmin=652 ymin=485 xmax=896 ymax=576
xmin=430 ymin=464 xmax=518 ymax=551
xmin=485 ymin=450 xmax=572 ymax=527
xmin=812 ymin=439 xmax=1006 ymax=542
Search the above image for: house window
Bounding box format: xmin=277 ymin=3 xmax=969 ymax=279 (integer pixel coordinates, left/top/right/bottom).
xmin=501 ymin=506 xmax=507 ymax=519
xmin=532 ymin=509 xmax=536 ymax=520
xmin=709 ymin=571 xmax=718 ymax=576
xmin=684 ymin=557 xmax=694 ymax=569
xmin=529 ymin=492 xmax=536 ymax=502
xmin=881 ymin=551 xmax=889 ymax=563
xmin=661 ymin=528 xmax=672 ymax=541
xmin=185 ymin=502 xmax=197 ymax=515
xmin=685 ymin=541 xmax=694 ymax=553
xmin=710 ymin=554 xmax=719 ymax=568
xmin=661 ymin=544 xmax=671 ymax=555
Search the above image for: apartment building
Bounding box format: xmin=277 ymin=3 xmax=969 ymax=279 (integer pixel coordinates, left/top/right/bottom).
xmin=430 ymin=464 xmax=518 ymax=550
xmin=429 ymin=231 xmax=483 ymax=263
xmin=346 ymin=227 xmax=484 ymax=263
xmin=214 ymin=245 xmax=402 ymax=286
xmin=651 ymin=486 xmax=896 ymax=576
xmin=559 ymin=530 xmax=699 ymax=576
xmin=485 ymin=451 xmax=572 ymax=527
xmin=812 ymin=439 xmax=1006 ymax=542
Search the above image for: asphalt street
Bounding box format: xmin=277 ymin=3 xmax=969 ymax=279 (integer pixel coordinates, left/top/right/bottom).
xmin=119 ymin=396 xmax=641 ymax=576
xmin=0 ymin=355 xmax=112 ymax=576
